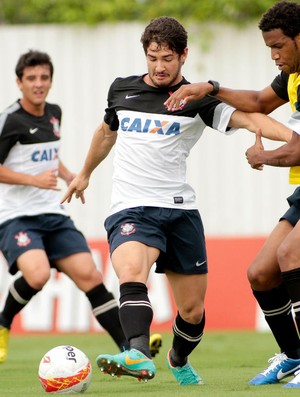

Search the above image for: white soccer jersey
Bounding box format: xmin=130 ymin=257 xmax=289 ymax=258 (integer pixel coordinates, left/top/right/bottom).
xmin=104 ymin=75 xmax=236 ymax=214
xmin=0 ymin=101 xmax=66 ymax=225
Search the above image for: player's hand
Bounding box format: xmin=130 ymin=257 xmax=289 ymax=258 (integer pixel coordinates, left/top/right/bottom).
xmin=34 ymin=168 xmax=60 ymax=190
xmin=245 ymin=129 xmax=264 ymax=170
xmin=164 ymin=83 xmax=212 ymax=111
xmin=60 ymin=175 xmax=89 ymax=204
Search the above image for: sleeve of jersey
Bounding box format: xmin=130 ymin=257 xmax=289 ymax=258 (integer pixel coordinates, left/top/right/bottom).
xmin=271 ymin=72 xmax=289 ymax=101
xmin=286 ymin=111 xmax=300 ymax=135
xmin=56 ymin=105 xmax=62 ymax=121
xmin=103 ymin=79 xmax=120 ymax=131
xmin=211 ymin=102 xmax=237 ymax=135
xmin=0 ymin=113 xmax=19 ymax=164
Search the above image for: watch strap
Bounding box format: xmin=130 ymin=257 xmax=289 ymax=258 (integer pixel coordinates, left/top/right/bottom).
xmin=208 ymin=80 xmax=220 ymax=96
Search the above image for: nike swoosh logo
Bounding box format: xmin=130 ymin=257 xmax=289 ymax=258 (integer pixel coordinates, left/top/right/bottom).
xmin=29 ymin=128 xmax=38 ymax=134
xmin=125 ymin=355 xmax=149 ymax=365
xmin=277 ymin=366 xmax=300 ymax=379
xmin=196 ymin=260 xmax=206 ymax=267
xmin=125 ymin=94 xmax=140 ymax=99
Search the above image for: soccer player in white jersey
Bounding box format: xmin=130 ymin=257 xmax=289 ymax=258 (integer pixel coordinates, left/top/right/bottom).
xmin=62 ymin=17 xmax=292 ymax=385
xmin=0 ymin=49 xmax=162 ymax=364
xmin=165 ymin=1 xmax=300 ymax=388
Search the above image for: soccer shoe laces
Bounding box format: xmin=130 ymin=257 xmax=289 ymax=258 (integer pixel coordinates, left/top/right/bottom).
xmin=263 ymin=353 xmax=288 ymax=375
xmin=177 ymin=362 xmax=200 ymax=384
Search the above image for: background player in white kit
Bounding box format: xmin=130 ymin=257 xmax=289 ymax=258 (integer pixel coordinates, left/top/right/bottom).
xmin=0 ymin=49 xmax=162 ymax=364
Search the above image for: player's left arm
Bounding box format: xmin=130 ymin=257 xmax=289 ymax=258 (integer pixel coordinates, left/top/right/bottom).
xmin=229 ymin=110 xmax=292 ymax=142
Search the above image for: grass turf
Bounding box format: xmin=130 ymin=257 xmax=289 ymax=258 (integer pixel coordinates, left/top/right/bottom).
xmin=0 ymin=330 xmax=299 ymax=396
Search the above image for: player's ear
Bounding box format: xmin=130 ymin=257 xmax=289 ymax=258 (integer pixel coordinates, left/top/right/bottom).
xmin=181 ymin=48 xmax=188 ymax=65
xmin=16 ymin=77 xmax=23 ymax=90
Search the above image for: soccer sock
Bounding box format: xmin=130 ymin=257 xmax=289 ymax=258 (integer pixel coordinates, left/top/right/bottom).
xmin=85 ymin=283 xmax=129 ymax=351
xmin=119 ymin=282 xmax=153 ymax=358
xmin=282 ymin=268 xmax=300 ymax=353
xmin=253 ymin=284 xmax=300 ymax=359
xmin=170 ymin=311 xmax=205 ymax=367
xmin=0 ymin=276 xmax=40 ymax=329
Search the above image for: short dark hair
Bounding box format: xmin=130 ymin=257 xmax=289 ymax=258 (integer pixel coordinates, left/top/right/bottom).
xmin=259 ymin=1 xmax=300 ymax=39
xmin=141 ymin=16 xmax=188 ymax=56
xmin=15 ymin=50 xmax=54 ymax=80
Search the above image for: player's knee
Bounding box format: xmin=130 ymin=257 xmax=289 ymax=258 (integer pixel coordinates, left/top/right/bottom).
xmin=247 ymin=262 xmax=281 ymax=290
xmin=180 ymin=305 xmax=204 ymax=324
xmin=27 ymin=269 xmax=51 ymax=290
xmin=71 ymin=267 xmax=103 ymax=291
xmin=247 ymin=261 xmax=267 ymax=288
xmin=277 ymin=242 xmax=295 ymax=269
xmin=247 ymin=263 xmax=258 ymax=285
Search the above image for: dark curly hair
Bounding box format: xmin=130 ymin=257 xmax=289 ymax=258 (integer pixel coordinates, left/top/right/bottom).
xmin=259 ymin=1 xmax=300 ymax=39
xmin=15 ymin=50 xmax=54 ymax=80
xmin=141 ymin=16 xmax=188 ymax=56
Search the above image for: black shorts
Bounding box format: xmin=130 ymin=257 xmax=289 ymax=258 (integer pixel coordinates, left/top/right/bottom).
xmin=104 ymin=206 xmax=207 ymax=275
xmin=280 ymin=186 xmax=300 ymax=226
xmin=0 ymin=214 xmax=90 ymax=275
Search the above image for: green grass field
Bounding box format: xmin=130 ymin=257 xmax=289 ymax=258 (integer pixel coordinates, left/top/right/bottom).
xmin=0 ymin=330 xmax=299 ymax=396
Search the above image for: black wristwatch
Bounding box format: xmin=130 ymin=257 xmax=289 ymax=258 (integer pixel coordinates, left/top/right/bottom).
xmin=208 ymin=80 xmax=220 ymax=96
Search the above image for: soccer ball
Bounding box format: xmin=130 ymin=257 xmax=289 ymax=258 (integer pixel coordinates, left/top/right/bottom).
xmin=38 ymin=345 xmax=92 ymax=394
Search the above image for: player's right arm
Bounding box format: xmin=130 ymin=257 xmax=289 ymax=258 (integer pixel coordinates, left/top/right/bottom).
xmin=0 ymin=164 xmax=60 ymax=190
xmin=61 ymin=121 xmax=117 ymax=204
xmin=165 ymin=84 xmax=286 ymax=114
xmin=215 ymin=85 xmax=286 ymax=113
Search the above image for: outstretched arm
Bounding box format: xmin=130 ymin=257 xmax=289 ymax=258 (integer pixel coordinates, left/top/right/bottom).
xmin=164 ymin=83 xmax=285 ymax=114
xmin=61 ymin=121 xmax=117 ymax=204
xmin=229 ymin=110 xmax=292 ymax=142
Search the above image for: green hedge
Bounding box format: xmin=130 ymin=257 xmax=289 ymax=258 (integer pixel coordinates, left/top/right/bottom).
xmin=0 ymin=0 xmax=282 ymax=25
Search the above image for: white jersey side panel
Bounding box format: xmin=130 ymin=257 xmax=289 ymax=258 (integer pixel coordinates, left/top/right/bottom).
xmin=0 ymin=140 xmax=66 ymax=224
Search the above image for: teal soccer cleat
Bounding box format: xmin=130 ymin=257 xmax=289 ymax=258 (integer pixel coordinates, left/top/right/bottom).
xmin=166 ymin=349 xmax=204 ymax=385
xmin=249 ymin=353 xmax=300 ymax=385
xmin=96 ymin=348 xmax=156 ymax=382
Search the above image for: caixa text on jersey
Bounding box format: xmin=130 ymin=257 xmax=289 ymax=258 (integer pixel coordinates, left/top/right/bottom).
xmin=31 ymin=147 xmax=58 ymax=162
xmin=120 ymin=117 xmax=181 ymax=135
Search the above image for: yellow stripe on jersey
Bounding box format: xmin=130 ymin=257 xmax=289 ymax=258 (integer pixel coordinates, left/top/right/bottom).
xmin=289 ymin=166 xmax=300 ymax=184
xmin=288 ymin=73 xmax=300 ymax=184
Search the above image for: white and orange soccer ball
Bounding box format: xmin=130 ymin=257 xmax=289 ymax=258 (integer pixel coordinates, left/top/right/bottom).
xmin=38 ymin=345 xmax=92 ymax=394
